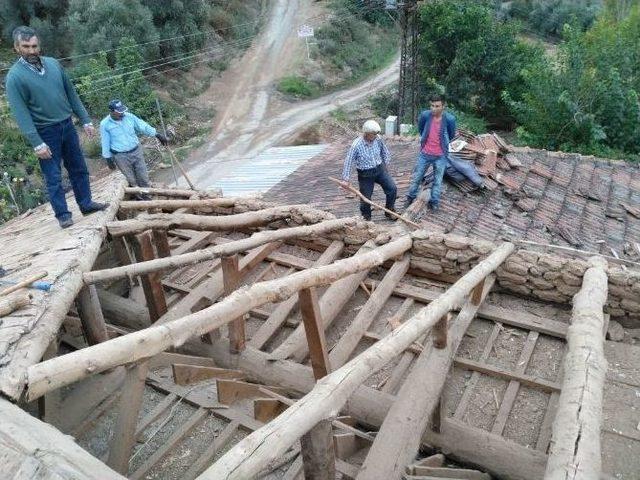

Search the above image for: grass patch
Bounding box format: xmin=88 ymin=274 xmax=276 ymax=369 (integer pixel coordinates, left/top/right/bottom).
xmin=277 ymin=76 xmax=319 ymax=98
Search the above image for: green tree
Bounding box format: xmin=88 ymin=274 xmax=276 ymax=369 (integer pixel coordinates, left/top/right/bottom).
xmin=416 ymin=0 xmax=544 ymax=125
xmin=114 ymin=36 xmax=157 ymax=121
xmin=67 ymin=0 xmax=159 ymax=63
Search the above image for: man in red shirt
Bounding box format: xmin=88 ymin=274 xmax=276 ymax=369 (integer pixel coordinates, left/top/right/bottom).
xmin=405 ymin=94 xmax=457 ymax=211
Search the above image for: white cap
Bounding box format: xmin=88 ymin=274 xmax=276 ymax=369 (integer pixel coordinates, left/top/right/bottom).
xmin=362 ymin=120 xmax=381 ymax=134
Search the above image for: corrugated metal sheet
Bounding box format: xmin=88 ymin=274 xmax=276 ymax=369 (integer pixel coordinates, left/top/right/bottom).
xmin=212 ymin=144 xmax=328 ymax=197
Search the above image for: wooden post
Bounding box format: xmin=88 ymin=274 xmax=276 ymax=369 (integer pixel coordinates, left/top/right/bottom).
xmin=198 ymin=245 xmax=513 ymax=480
xmin=432 ymin=313 xmax=448 ymax=349
xmin=545 ymin=257 xmax=608 ymax=480
xmin=300 ymin=419 xmax=335 ymax=480
xmin=221 ymin=255 xmax=245 ymax=353
xmin=75 ymin=285 xmax=109 ymax=345
xmin=471 ymin=278 xmax=485 ymax=305
xmin=152 ymin=229 xmax=171 ymax=258
xmin=298 ymin=287 xmax=335 ymax=480
xmin=107 ymin=361 xmax=150 ymax=474
xmin=131 ymin=231 xmax=167 ymax=323
xmin=299 ymin=288 xmax=331 ymax=380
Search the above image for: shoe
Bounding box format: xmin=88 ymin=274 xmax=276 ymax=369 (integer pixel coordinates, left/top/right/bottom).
xmin=58 ymin=217 xmax=74 ymax=229
xmin=384 ymin=208 xmax=399 ymax=221
xmin=404 ymin=197 xmax=414 ymax=209
xmin=80 ymin=202 xmax=108 ymax=215
xmin=427 ymin=201 xmax=440 ymax=212
xmin=362 ymin=214 xmax=372 ymax=221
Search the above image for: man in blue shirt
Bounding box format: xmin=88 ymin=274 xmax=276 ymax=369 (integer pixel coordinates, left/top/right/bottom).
xmin=100 ymin=99 xmax=168 ymax=196
xmin=339 ymin=120 xmax=397 ymax=221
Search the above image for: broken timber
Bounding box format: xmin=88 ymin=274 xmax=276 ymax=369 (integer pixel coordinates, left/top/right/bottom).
xmin=545 ymin=257 xmax=609 ymax=480
xmin=196 ymin=242 xmax=514 ymax=480
xmin=26 ymin=236 xmax=413 ymax=400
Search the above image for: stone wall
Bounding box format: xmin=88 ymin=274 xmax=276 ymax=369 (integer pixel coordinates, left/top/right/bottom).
xmin=227 ymin=200 xmax=640 ymax=326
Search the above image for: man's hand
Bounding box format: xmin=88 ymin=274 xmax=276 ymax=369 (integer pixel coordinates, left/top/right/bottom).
xmin=84 ymin=124 xmax=96 ymax=138
xmin=156 ymin=133 xmax=169 ymax=146
xmin=35 ymin=145 xmax=52 ymax=160
xmin=338 ymin=180 xmax=351 ymax=191
xmin=104 ymin=157 xmax=117 ymax=170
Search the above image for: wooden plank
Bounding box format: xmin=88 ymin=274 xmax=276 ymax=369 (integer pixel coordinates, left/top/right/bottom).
xmin=254 ymin=398 xmax=288 ymax=422
xmin=148 ymin=352 xmax=216 ymax=369
xmin=216 ymin=379 xmax=287 ymax=405
xmin=107 ymin=361 xmax=150 ymax=474
xmin=152 ymin=229 xmax=172 ymax=258
xmin=249 ymin=241 xmax=344 ymax=350
xmin=329 ymin=255 xmax=411 ymax=367
xmin=221 ymin=254 xmax=246 ymax=353
xmin=282 ymin=456 xmax=303 ymax=480
xmin=453 ymin=357 xmax=560 ymax=392
xmin=491 ymin=331 xmax=539 ymax=435
xmin=75 ymin=285 xmax=109 ymax=345
xmin=453 ymin=323 xmax=502 ymax=420
xmin=411 ymin=466 xmax=490 ymax=479
xmin=357 ymin=276 xmax=496 ymax=480
xmin=172 ymin=364 xmax=245 ymax=385
xmin=299 ymin=287 xmax=331 ymax=379
xmin=131 ymin=231 xmax=168 ymax=323
xmin=171 ymin=231 xmax=214 ymax=256
xmin=432 ymin=313 xmax=449 ymax=349
xmin=182 ymin=420 xmax=240 ymax=480
xmin=536 ymin=390 xmax=560 ymax=453
xmin=135 ymin=393 xmax=177 ymax=439
xmin=382 ymin=298 xmax=417 ymax=394
xmin=129 ymin=407 xmax=209 ymax=480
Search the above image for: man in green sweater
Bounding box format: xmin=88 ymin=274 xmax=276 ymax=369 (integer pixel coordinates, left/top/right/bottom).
xmin=6 ymin=26 xmax=107 ymax=229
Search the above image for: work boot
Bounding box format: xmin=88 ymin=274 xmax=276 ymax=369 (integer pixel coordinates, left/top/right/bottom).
xmin=362 ymin=213 xmax=372 ymax=221
xmin=58 ymin=217 xmax=74 ymax=229
xmin=427 ymin=201 xmax=440 ymax=213
xmin=80 ymin=202 xmax=109 ymax=215
xmin=404 ymin=197 xmax=414 ymax=209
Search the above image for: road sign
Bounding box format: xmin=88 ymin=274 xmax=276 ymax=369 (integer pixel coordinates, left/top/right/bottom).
xmin=297 ymin=24 xmax=314 ymax=38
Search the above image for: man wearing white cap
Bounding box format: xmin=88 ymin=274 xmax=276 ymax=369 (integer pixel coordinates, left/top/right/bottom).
xmin=339 ymin=120 xmax=397 ymax=221
xmin=100 ymin=99 xmax=168 ymax=193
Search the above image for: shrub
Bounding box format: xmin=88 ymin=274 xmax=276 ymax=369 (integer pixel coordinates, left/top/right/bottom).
xmin=277 ymin=76 xmax=319 ymax=98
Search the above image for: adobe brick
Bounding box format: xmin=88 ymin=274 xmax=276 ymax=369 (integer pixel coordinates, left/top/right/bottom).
xmin=503 ymin=261 xmax=530 ymax=276
xmin=621 ymin=299 xmax=640 ymax=313
xmin=532 ymin=289 xmax=569 ymax=303
xmin=561 ymin=271 xmax=583 ymax=287
xmin=556 ymin=282 xmax=580 ymax=296
xmin=444 ymin=235 xmax=470 ymax=249
xmin=530 ymin=277 xmax=555 ymax=290
xmin=497 ymin=271 xmax=528 ymax=285
xmin=538 ymin=254 xmax=565 ymax=271
xmin=499 ymin=281 xmax=532 ymax=296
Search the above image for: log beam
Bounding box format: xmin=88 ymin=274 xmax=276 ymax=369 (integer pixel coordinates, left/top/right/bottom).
xmin=85 ymin=218 xmax=353 ymax=284
xmin=119 ymin=198 xmax=236 ymax=211
xmin=107 ymin=205 xmax=320 ymax=237
xmin=131 ymin=231 xmax=168 ymax=323
xmin=249 ymin=240 xmax=344 ymax=350
xmin=221 ymin=255 xmax=245 ymax=353
xmin=75 ymin=285 xmax=109 ymax=345
xmin=299 ymin=287 xmax=331 ymax=380
xmin=196 ymin=243 xmax=513 ymax=480
xmin=26 ymin=236 xmax=413 ymax=401
xmin=544 ymin=257 xmax=608 ymax=480
xmin=0 ymin=291 xmax=32 ymax=317
xmin=124 ymin=186 xmax=221 ymax=198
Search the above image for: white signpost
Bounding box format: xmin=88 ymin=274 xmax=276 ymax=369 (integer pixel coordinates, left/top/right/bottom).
xmin=297 ymin=24 xmax=314 ymax=60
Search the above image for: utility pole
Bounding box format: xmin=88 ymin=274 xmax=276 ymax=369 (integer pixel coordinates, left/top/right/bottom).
xmin=397 ymin=0 xmax=418 ymax=131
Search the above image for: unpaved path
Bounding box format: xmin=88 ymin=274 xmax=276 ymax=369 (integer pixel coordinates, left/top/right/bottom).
xmin=173 ymin=0 xmax=400 ymax=189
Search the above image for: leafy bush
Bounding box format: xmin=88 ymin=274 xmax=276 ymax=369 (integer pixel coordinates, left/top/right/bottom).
xmin=277 ymin=76 xmax=319 ymax=98
xmin=508 ymin=0 xmax=602 ymax=37
xmin=506 ymin=7 xmax=640 ymax=155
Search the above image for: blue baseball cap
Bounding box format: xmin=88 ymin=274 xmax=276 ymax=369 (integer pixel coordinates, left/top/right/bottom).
xmin=108 ymin=99 xmax=128 ymax=113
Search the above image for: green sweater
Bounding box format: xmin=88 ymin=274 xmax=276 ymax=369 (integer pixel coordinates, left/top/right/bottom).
xmin=6 ymin=56 xmax=91 ymax=147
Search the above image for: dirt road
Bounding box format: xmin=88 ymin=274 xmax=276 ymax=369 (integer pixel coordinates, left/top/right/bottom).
xmin=175 ymin=0 xmax=400 ymax=189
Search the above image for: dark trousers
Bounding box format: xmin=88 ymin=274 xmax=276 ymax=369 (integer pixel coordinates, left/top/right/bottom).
xmin=356 ymin=164 xmax=397 ymax=218
xmin=37 ymin=118 xmax=93 ymax=220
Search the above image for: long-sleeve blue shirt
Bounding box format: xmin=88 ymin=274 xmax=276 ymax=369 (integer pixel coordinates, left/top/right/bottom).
xmin=341 ymin=135 xmax=390 ymax=181
xmin=100 ymin=112 xmax=157 ymax=158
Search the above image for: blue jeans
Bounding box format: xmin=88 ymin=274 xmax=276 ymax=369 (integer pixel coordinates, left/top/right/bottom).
xmin=37 ymin=118 xmax=93 ymax=220
xmin=407 ymin=152 xmax=447 ymax=205
xmin=357 ymin=164 xmax=397 ymax=218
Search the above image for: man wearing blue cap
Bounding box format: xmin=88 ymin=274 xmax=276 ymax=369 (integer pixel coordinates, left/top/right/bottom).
xmin=6 ymin=26 xmax=108 ymax=229
xmin=99 ymin=100 xmax=168 ymax=194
